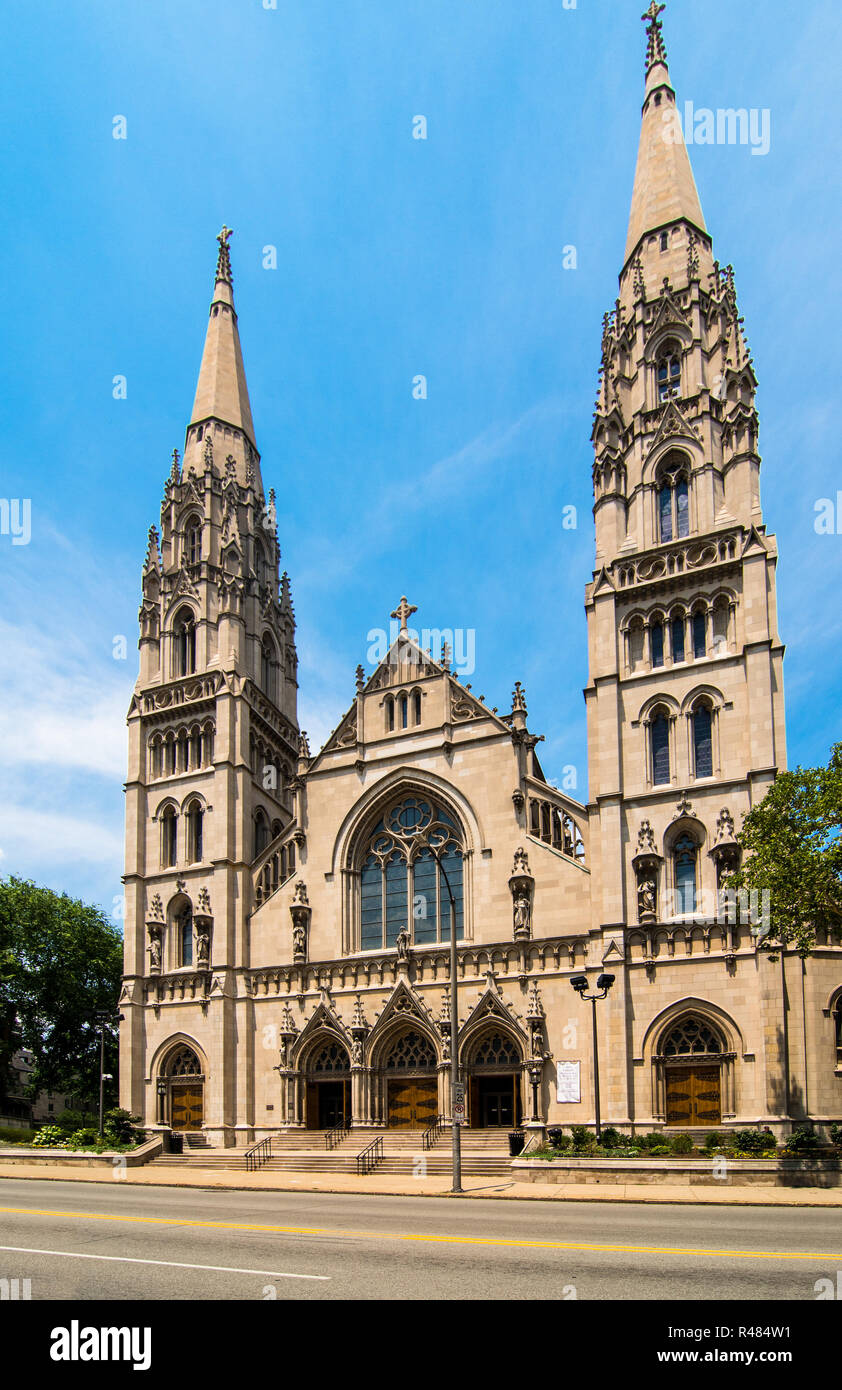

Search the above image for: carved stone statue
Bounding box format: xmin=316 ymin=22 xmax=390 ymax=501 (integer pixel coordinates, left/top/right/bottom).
xmin=196 ymin=928 xmax=210 ymax=969
xmin=513 ymin=893 xmax=531 ymax=939
xmin=395 ymin=928 xmax=411 ymax=962
xmin=292 ymin=923 xmax=307 ymax=961
xmin=638 ymin=877 xmax=657 ymax=921
xmin=147 ymin=928 xmax=162 ymax=972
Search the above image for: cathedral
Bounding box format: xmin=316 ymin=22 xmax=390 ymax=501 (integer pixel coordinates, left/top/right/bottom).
xmin=120 ymin=7 xmax=842 ymax=1148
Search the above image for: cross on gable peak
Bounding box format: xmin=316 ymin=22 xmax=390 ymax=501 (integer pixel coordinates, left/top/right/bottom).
xmin=390 ymin=594 xmax=418 ymax=635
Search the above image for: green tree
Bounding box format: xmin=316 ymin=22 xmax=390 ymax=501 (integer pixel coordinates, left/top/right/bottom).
xmin=0 ymin=877 xmax=123 ymax=1107
xmin=728 ymin=743 xmax=842 ymax=956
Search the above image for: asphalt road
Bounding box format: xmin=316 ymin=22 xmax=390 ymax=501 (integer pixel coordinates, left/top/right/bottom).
xmin=1 ymin=1179 xmax=841 ymax=1301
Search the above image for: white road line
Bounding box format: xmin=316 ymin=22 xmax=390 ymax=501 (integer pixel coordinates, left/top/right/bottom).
xmin=0 ymin=1245 xmax=329 ymax=1281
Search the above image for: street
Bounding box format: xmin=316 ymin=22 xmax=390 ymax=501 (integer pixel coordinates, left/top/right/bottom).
xmin=1 ymin=1179 xmax=840 ymax=1301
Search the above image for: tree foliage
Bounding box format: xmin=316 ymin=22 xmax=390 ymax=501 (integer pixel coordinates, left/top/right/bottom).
xmin=729 ymin=743 xmax=842 ymax=956
xmin=0 ymin=876 xmax=123 ymax=1107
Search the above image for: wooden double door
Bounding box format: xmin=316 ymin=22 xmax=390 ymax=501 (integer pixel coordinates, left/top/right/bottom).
xmin=171 ymin=1083 xmax=203 ymax=1131
xmin=387 ymin=1078 xmax=438 ymax=1128
xmin=665 ymin=1065 xmax=721 ymax=1126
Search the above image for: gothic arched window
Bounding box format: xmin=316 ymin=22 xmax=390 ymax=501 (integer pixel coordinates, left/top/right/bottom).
xmin=260 ymin=635 xmax=277 ymax=703
xmin=471 ymin=1031 xmax=522 ymax=1068
xmin=177 ymin=906 xmax=193 ymax=968
xmin=662 ymin=1016 xmax=722 ymax=1057
xmin=186 ymin=800 xmax=203 ymax=863
xmin=413 ymin=690 xmax=422 ymax=725
xmin=384 ymin=1030 xmax=437 ymax=1071
xmin=674 ymin=833 xmax=698 ymax=915
xmin=359 ymin=797 xmax=464 ymax=951
xmin=692 ymin=703 xmax=713 ymax=779
xmin=651 ymin=709 xmax=671 ymax=786
xmin=166 ymin=1044 xmax=202 ymax=1076
xmin=385 ymin=696 xmax=395 ymax=732
xmin=174 ymin=608 xmax=196 ymax=678
xmin=161 ymin=806 xmax=178 ymax=868
xmin=657 ymin=453 xmax=690 ymax=543
xmin=254 ymin=808 xmax=270 ymax=859
xmin=184 ymin=518 xmax=202 ymax=566
xmin=671 ymin=613 xmax=686 ymax=664
xmin=657 ymin=343 xmax=682 ymax=402
xmin=651 ymin=620 xmax=665 ymax=668
xmin=692 ymin=609 xmax=708 ymax=660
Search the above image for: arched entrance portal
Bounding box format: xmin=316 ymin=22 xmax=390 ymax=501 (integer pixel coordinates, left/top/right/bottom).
xmin=466 ymin=1030 xmax=523 ymax=1128
xmin=305 ymin=1039 xmax=350 ymax=1130
xmin=163 ymin=1044 xmax=204 ymax=1131
xmin=383 ymin=1029 xmax=438 ymax=1128
xmin=662 ymin=1016 xmax=723 ymax=1126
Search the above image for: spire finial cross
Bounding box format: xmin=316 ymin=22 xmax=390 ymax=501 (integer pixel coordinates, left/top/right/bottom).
xmin=641 ymin=1 xmax=668 ymax=73
xmin=215 ymin=225 xmax=233 ymax=286
xmin=390 ymin=594 xmax=418 ymax=635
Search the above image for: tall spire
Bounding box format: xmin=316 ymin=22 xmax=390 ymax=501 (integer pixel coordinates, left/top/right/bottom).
xmin=624 ymin=3 xmax=707 ymax=266
xmin=188 ymin=226 xmax=257 ymax=456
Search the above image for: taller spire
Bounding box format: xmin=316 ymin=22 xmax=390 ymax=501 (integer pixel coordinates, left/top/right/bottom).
xmin=624 ymin=3 xmax=707 ymax=266
xmin=187 ymin=226 xmax=258 ymax=467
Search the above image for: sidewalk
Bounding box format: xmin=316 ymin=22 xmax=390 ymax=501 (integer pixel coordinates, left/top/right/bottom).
xmin=2 ymin=1160 xmax=842 ymax=1205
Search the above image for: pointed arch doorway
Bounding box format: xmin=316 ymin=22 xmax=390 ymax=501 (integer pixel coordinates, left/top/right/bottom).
xmin=465 ymin=1029 xmax=524 ymax=1128
xmin=304 ymin=1039 xmax=351 ymax=1129
xmin=662 ymin=1017 xmax=723 ymax=1126
xmin=382 ymin=1029 xmax=439 ymax=1128
xmin=162 ymin=1044 xmax=204 ymax=1131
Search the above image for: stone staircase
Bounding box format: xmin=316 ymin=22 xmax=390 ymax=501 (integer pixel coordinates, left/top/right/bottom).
xmin=151 ymin=1126 xmax=514 ymax=1177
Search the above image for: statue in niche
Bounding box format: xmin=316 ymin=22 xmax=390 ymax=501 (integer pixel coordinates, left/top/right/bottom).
xmin=395 ymin=928 xmax=411 ymax=962
xmin=147 ymin=929 xmax=162 ymax=972
xmin=638 ymin=877 xmax=657 ymax=921
xmin=196 ymin=928 xmax=210 ymax=969
xmin=513 ymin=893 xmax=531 ymax=939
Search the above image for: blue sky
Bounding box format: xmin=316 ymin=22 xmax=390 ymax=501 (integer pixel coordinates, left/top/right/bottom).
xmin=0 ymin=0 xmax=840 ymax=917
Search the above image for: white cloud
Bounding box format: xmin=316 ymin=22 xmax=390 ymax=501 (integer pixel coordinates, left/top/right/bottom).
xmin=0 ymin=805 xmax=124 ymax=866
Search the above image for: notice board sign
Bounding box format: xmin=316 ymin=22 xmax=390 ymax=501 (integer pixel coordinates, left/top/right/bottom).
xmin=556 ymin=1060 xmax=581 ymax=1104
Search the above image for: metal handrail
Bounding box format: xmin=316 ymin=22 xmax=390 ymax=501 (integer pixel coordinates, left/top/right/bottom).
xmin=245 ymin=1136 xmax=273 ymax=1171
xmin=356 ymin=1136 xmax=384 ymax=1175
xmin=325 ymin=1121 xmax=350 ymax=1151
xmin=422 ymin=1115 xmax=447 ymax=1151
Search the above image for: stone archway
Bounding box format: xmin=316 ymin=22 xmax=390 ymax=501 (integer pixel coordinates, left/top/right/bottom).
xmin=464 ymin=1027 xmax=524 ymax=1129
xmin=302 ymin=1036 xmax=351 ymax=1130
xmin=379 ymin=1028 xmax=439 ymax=1129
xmin=657 ymin=1015 xmax=728 ymax=1126
xmin=161 ymin=1042 xmax=204 ymax=1131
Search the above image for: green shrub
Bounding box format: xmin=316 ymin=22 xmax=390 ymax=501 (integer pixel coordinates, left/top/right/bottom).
xmin=829 ymin=1124 xmax=842 ymax=1150
xmin=0 ymin=1125 xmax=37 ymax=1145
xmin=31 ymin=1125 xmax=66 ymax=1148
xmin=785 ymin=1125 xmax=820 ymax=1154
xmin=570 ymin=1124 xmax=592 ymax=1150
xmin=103 ymin=1108 xmax=144 ymax=1145
xmin=551 ymin=1132 xmax=571 ymax=1151
xmin=635 ymin=1132 xmax=666 ymax=1152
xmin=648 ymin=1144 xmax=672 ymax=1156
xmin=671 ymin=1134 xmax=694 ymax=1155
xmin=600 ymin=1126 xmax=622 ymax=1149
xmin=730 ymin=1128 xmax=776 ymax=1156
xmin=703 ymin=1131 xmax=722 ymax=1151
xmin=64 ymin=1127 xmax=100 ymax=1151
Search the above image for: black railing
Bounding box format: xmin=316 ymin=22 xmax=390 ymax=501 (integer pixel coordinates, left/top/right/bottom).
xmin=325 ymin=1122 xmax=350 ymax=1151
xmin=245 ymin=1137 xmax=273 ymax=1171
xmin=356 ymin=1136 xmax=384 ymax=1175
xmin=422 ymin=1115 xmax=447 ymax=1151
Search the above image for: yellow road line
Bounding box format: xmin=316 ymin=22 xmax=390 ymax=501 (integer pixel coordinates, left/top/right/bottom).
xmin=0 ymin=1205 xmax=838 ymax=1262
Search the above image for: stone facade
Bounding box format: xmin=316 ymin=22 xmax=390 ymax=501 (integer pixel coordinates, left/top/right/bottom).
xmin=120 ymin=10 xmax=842 ymax=1146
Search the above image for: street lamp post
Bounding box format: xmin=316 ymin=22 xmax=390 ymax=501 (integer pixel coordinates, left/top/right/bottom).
xmin=570 ymin=973 xmax=615 ymax=1143
xmin=96 ymin=1010 xmax=122 ymax=1139
xmin=414 ymin=836 xmax=462 ymax=1194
